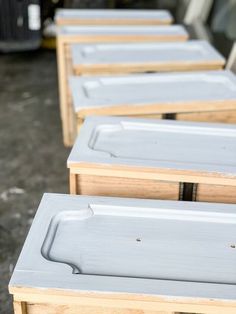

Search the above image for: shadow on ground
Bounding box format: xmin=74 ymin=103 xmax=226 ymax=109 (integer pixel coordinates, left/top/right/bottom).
xmin=0 ymin=50 xmax=70 ymax=314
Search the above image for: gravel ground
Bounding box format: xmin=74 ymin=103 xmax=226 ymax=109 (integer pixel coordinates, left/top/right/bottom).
xmin=0 ymin=50 xmax=70 ymax=314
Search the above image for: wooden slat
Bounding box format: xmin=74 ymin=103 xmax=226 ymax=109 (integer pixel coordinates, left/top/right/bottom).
xmin=57 ymin=25 xmax=188 ymax=146
xmin=12 ymin=292 xmax=236 ymax=314
xmin=176 ymin=110 xmax=236 ymax=123
xmin=75 ymin=174 xmax=180 ymax=200
xmin=196 ymin=184 xmax=236 ymax=203
xmin=74 ymin=62 xmax=224 ymax=76
xmin=74 ymin=175 xmax=236 ymax=204
xmin=65 ymin=45 xmax=77 ymax=145
xmin=55 ymin=9 xmax=173 ymax=26
xmin=69 ymin=173 xmax=78 ymax=194
xmin=56 ymin=39 xmax=71 ymax=146
xmin=13 ymin=301 xmax=27 ymax=314
xmin=26 ymin=303 xmax=176 ymax=314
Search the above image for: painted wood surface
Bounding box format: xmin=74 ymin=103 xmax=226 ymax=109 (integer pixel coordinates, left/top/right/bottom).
xmin=71 ymin=41 xmax=225 ymax=75
xmin=9 ymin=193 xmax=236 ymax=307
xmin=68 ymin=117 xmax=236 ymax=203
xmin=41 ymin=202 xmax=236 ymax=283
xmin=68 ymin=70 xmax=236 ymax=144
xmin=58 ymin=25 xmax=188 ymax=39
xmin=55 ymin=9 xmax=173 ymax=25
xmin=68 ymin=117 xmax=236 ymax=178
xmin=57 ymin=25 xmax=188 ymax=146
xmin=70 ymin=70 xmax=236 ymax=114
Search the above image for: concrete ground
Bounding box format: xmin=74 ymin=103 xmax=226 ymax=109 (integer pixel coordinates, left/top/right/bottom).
xmin=0 ymin=50 xmax=70 ymax=314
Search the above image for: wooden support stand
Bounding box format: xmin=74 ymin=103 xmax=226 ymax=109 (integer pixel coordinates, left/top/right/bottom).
xmin=56 ymin=25 xmax=188 ymax=146
xmin=68 ymin=116 xmax=236 ymax=204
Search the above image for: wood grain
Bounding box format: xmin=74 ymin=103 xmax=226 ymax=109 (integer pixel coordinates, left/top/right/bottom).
xmin=129 ymin=114 xmax=163 ymax=119
xmin=57 ymin=41 xmax=79 ymax=146
xmin=71 ymin=174 xmax=236 ymax=204
xmin=11 ymin=286 xmax=236 ymax=314
xmin=196 ymin=184 xmax=236 ymax=203
xmin=74 ymin=62 xmax=224 ymax=76
xmin=69 ymin=173 xmax=78 ymax=194
xmin=57 ymin=29 xmax=188 ymax=146
xmin=59 ymin=40 xmax=231 ymax=147
xmin=176 ymin=110 xmax=236 ymax=123
xmin=13 ymin=301 xmax=27 ymax=314
xmin=56 ymin=19 xmax=173 ymax=26
xmin=26 ymin=303 xmax=175 ymax=314
xmin=12 ymin=293 xmax=236 ymax=314
xmin=76 ymin=100 xmax=236 ymax=119
xmin=69 ymin=162 xmax=236 ymax=187
xmin=74 ymin=174 xmax=180 ymax=200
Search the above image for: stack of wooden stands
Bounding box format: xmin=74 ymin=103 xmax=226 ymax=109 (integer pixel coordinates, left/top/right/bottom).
xmin=55 ymin=9 xmax=188 ymax=147
xmin=9 ymin=8 xmax=236 ymax=314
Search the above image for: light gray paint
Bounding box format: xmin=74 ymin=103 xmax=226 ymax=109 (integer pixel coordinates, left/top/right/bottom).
xmin=58 ymin=25 xmax=188 ymax=37
xmin=42 ymin=203 xmax=236 ymax=283
xmin=55 ymin=9 xmax=173 ymax=21
xmin=69 ymin=70 xmax=236 ymax=111
xmin=9 ymin=193 xmax=236 ymax=301
xmin=67 ymin=116 xmax=236 ymax=176
xmin=71 ymin=40 xmax=225 ymax=65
